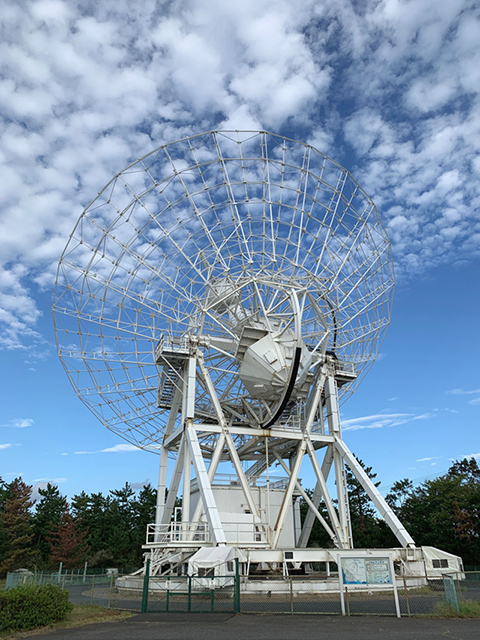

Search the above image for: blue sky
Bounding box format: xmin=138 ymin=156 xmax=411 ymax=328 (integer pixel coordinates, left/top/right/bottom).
xmin=1 ymin=0 xmax=479 ymax=502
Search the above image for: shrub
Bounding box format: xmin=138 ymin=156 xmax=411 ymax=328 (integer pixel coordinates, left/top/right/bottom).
xmin=0 ymin=583 xmax=73 ymax=630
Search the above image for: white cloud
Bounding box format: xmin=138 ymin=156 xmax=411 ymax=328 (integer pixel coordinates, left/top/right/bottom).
xmin=0 ymin=444 xmax=12 ymax=450
xmin=416 ymin=456 xmax=441 ymax=462
xmin=31 ymin=479 xmax=67 ymax=502
xmin=448 ymin=388 xmax=480 ymax=395
xmin=0 ymin=0 xmax=479 ymax=352
xmin=1 ymin=418 xmax=34 ymax=428
xmin=75 ymin=443 xmax=140 ymax=454
xmin=130 ymin=479 xmax=152 ymax=491
xmin=447 ymin=388 xmax=480 ymax=405
xmin=342 ymin=412 xmax=426 ymax=432
xmin=101 ymin=444 xmax=140 ymax=453
xmin=462 ymin=452 xmax=480 ymax=459
xmin=342 ymin=410 xmax=437 ymax=432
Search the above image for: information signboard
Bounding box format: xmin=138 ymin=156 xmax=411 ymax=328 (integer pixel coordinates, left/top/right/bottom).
xmin=341 ymin=557 xmax=392 ymax=585
xmin=338 ymin=554 xmax=400 ymax=617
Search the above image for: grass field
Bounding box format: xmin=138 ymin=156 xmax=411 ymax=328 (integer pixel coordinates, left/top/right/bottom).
xmin=0 ymin=604 xmax=134 ymax=639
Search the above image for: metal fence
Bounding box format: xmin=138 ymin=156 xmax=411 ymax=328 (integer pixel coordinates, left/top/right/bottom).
xmin=238 ymin=572 xmax=480 ymax=616
xmin=145 ymin=575 xmax=238 ymax=613
xmin=6 ymin=569 xmax=479 ymax=617
xmin=5 ymin=570 xmax=144 ymax=612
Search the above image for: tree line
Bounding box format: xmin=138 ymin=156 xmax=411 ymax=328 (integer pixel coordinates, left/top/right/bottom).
xmin=1 ymin=457 xmax=479 ymax=577
xmin=305 ymin=457 xmax=480 ymax=565
xmin=0 ymin=481 xmax=157 ymax=575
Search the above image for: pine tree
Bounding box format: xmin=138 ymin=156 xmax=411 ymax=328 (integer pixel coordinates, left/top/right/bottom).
xmin=345 ymin=460 xmax=393 ymax=548
xmin=0 ymin=476 xmax=10 ymax=560
xmin=33 ymin=483 xmax=68 ymax=564
xmin=0 ymin=478 xmax=34 ymax=576
xmin=400 ymin=458 xmax=480 ymax=564
xmin=131 ymin=484 xmax=157 ymax=559
xmin=47 ymin=510 xmax=89 ymax=569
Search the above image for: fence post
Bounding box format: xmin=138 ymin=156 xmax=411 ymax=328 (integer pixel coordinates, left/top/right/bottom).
xmin=443 ymin=575 xmax=459 ymax=613
xmin=108 ymin=573 xmax=114 ymax=608
xmin=141 ymin=559 xmax=150 ymax=613
xmin=345 ymin=586 xmax=350 ymax=616
xmin=402 ymin=575 xmax=411 ymax=617
xmin=188 ymin=576 xmax=192 ymax=613
xmin=234 ymin=558 xmax=241 ymax=613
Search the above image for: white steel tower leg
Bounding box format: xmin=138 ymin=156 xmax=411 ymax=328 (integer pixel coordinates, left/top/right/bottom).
xmin=156 ymin=376 xmax=184 ymax=526
xmin=198 ymin=356 xmax=261 ymax=520
xmin=161 ymin=434 xmax=186 ymax=525
xmin=271 ymin=367 xmax=326 ymax=549
xmin=273 ymin=451 xmax=338 ymax=545
xmin=184 ymin=354 xmax=226 ymax=546
xmin=188 ymin=432 xmax=226 ymax=539
xmin=182 ymin=441 xmax=191 ymax=526
xmin=155 ymin=448 xmax=169 ymax=528
xmin=297 ymin=445 xmax=334 ymax=547
xmin=185 ymin=420 xmax=227 ymax=545
xmin=305 ymin=437 xmax=346 ymax=548
xmin=325 ymin=375 xmax=353 ymax=548
xmin=335 ymin=438 xmax=415 ymax=548
xmin=271 ymin=442 xmax=306 ymax=549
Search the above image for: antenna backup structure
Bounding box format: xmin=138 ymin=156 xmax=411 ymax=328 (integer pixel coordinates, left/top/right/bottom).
xmin=54 ymin=131 xmax=427 ymax=579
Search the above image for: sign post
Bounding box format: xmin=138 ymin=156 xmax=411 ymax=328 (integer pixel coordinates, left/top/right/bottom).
xmin=338 ymin=554 xmax=400 ymax=618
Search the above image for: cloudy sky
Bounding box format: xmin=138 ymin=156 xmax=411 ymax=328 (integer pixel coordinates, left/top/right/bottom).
xmin=1 ymin=0 xmax=479 ymax=503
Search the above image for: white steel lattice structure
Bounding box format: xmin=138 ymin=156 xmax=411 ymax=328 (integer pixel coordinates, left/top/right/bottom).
xmin=53 ymin=131 xmax=415 ymax=572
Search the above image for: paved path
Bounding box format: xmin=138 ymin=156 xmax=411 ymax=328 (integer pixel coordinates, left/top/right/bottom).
xmin=37 ymin=613 xmax=480 ymax=639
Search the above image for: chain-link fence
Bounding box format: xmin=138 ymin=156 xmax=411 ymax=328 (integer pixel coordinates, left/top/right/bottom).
xmin=6 ymin=569 xmax=479 ymax=617
xmin=238 ymin=572 xmax=480 ymax=616
xmin=5 ymin=570 xmax=144 ymax=612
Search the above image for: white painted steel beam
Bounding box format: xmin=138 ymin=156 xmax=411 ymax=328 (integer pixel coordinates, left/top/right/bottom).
xmin=182 ymin=440 xmax=191 ymax=524
xmin=305 ymin=436 xmax=346 ymax=548
xmin=164 ymin=380 xmax=184 ymax=438
xmin=185 ymin=356 xmax=196 ymax=419
xmin=333 ymin=444 xmax=352 ymax=547
xmin=155 ymin=447 xmax=169 ymax=527
xmin=270 ymin=366 xmax=327 ymax=548
xmin=324 ymin=375 xmax=341 ymax=434
xmin=271 ymin=442 xmax=306 ymax=548
xmin=297 ymin=444 xmax=334 ymax=547
xmin=163 ymin=426 xmax=184 ymax=449
xmin=185 ymin=420 xmax=227 ymax=545
xmin=156 ymin=379 xmax=184 ymax=526
xmin=163 ymin=423 xmax=335 ymax=448
xmin=325 ymin=374 xmax=352 ymax=546
xmin=161 ymin=434 xmax=185 ymax=526
xmin=198 ymin=354 xmax=262 ymax=521
xmin=273 ymin=451 xmax=337 ymax=544
xmin=188 ymin=432 xmax=226 ymax=531
xmin=224 ymin=431 xmax=261 ymax=520
xmin=335 ymin=438 xmax=415 ymax=548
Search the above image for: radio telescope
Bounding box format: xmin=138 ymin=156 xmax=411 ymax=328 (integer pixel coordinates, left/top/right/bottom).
xmin=53 ymin=130 xmax=415 ymax=574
